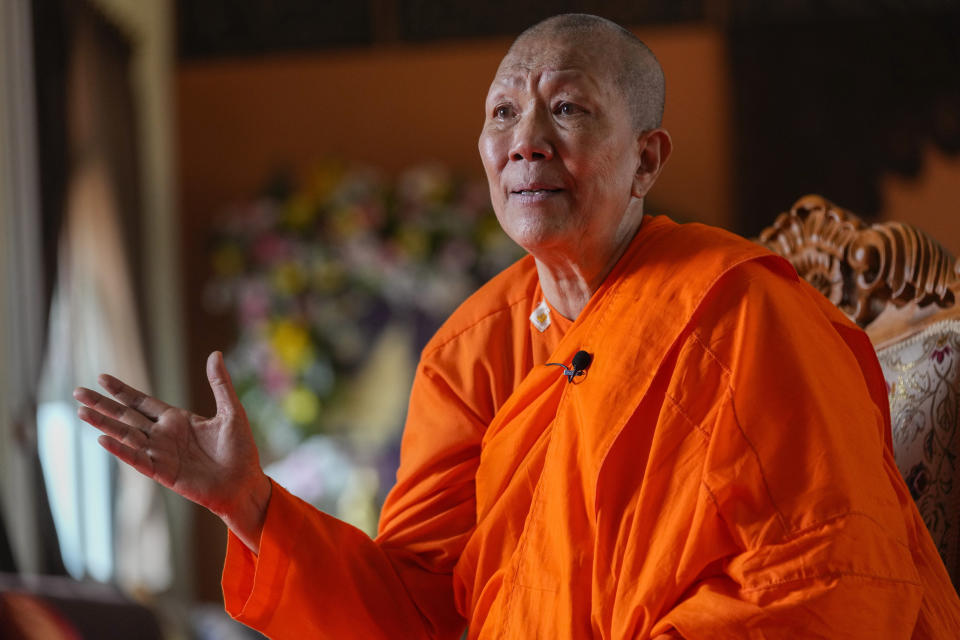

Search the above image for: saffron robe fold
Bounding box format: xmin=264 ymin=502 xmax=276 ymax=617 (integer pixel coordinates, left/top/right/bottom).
xmin=222 ymin=215 xmax=960 ymax=638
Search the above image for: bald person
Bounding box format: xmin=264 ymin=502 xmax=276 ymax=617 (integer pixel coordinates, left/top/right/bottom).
xmin=75 ymin=14 xmax=960 ymax=639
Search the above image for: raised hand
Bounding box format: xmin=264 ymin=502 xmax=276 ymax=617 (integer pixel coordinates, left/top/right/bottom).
xmin=74 ymin=351 xmax=272 ymax=553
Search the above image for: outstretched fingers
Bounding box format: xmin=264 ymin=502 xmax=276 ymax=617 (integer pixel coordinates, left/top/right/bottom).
xmin=76 ymin=404 xmax=149 ymax=449
xmin=73 ymin=386 xmax=154 ymax=431
xmin=97 ymin=374 xmax=170 ymax=420
xmin=96 ymin=434 xmax=156 ymax=479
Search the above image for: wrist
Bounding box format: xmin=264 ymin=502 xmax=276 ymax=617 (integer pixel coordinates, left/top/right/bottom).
xmin=222 ymin=472 xmax=272 ymax=554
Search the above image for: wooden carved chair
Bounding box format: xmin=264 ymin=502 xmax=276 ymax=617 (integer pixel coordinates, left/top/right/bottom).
xmin=759 ymin=194 xmax=960 ymax=586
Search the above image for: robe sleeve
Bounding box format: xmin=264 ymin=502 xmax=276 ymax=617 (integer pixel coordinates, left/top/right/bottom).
xmin=649 ymin=260 xmax=949 ymax=638
xmin=222 ymin=353 xmax=485 ymax=639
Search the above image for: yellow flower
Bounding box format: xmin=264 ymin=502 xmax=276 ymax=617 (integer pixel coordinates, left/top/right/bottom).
xmin=283 ymin=193 xmax=317 ymax=229
xmin=272 ymin=262 xmax=305 ymax=294
xmin=212 ymin=244 xmax=244 ymax=276
xmin=397 ymin=228 xmax=429 ymax=259
xmin=332 ymin=204 xmax=364 ymax=237
xmin=307 ymin=161 xmax=344 ymax=201
xmin=271 ymin=320 xmax=313 ymax=371
xmin=282 ymin=386 xmax=320 ymax=425
xmin=313 ymin=260 xmax=344 ymax=292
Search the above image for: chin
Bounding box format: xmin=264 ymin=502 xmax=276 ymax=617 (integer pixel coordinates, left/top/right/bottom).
xmin=494 ymin=204 xmax=581 ymax=253
xmin=503 ymin=225 xmax=575 ymax=258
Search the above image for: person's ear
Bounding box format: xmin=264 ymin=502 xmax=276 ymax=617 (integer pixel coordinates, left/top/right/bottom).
xmin=631 ymin=128 xmax=672 ymax=199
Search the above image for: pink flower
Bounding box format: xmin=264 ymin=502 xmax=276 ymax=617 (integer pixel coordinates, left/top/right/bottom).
xmin=262 ymin=358 xmax=294 ymax=396
xmin=239 ymin=285 xmax=271 ymax=324
xmin=253 ymin=234 xmax=293 ymax=264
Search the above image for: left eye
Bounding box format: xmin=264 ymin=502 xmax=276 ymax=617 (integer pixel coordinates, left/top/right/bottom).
xmin=555 ymin=102 xmax=582 ymax=116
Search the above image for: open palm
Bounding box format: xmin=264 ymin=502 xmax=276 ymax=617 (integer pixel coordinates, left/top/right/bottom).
xmin=74 ymin=351 xmax=271 ymax=551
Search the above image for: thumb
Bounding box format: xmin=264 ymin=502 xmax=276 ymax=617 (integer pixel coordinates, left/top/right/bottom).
xmin=207 ymin=351 xmax=240 ymax=416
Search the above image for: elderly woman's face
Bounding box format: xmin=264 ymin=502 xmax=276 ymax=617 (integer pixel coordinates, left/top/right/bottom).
xmin=479 ymin=35 xmax=642 ymax=259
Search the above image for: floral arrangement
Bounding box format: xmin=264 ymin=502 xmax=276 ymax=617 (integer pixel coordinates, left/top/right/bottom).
xmin=205 ymin=161 xmax=522 ymax=462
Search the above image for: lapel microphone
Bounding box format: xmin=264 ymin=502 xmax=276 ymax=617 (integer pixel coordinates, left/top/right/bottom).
xmin=547 ymin=350 xmax=593 ymax=383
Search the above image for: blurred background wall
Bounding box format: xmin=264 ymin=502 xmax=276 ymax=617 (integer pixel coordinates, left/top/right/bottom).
xmin=2 ymin=0 xmax=958 ymax=638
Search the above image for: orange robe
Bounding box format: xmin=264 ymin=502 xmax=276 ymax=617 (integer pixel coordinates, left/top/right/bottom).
xmin=223 ymin=215 xmax=960 ymax=638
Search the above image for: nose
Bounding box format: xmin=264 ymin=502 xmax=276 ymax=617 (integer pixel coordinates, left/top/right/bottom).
xmin=508 ymin=107 xmax=554 ymax=162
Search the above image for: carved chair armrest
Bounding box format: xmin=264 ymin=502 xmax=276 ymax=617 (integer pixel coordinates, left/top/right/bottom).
xmin=757 ymin=194 xmax=960 ymax=339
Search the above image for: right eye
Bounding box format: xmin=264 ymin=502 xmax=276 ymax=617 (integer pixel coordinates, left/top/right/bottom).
xmin=493 ymin=104 xmax=515 ymax=120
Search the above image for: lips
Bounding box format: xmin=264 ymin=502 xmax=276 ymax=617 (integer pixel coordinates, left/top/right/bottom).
xmin=510 ymin=183 xmax=564 ymax=196
xmin=514 ymin=188 xmax=562 ymax=196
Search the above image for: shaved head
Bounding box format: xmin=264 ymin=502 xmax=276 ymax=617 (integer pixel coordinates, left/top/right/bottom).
xmin=509 ymin=14 xmax=665 ymax=132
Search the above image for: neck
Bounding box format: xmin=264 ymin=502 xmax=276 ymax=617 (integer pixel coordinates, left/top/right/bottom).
xmin=535 ymin=207 xmax=644 ymax=320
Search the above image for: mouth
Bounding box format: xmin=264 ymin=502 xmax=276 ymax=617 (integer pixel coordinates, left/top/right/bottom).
xmin=510 ymin=185 xmax=564 ymax=197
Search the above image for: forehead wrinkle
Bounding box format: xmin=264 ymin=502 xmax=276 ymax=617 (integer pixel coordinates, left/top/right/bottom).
xmin=501 ymin=43 xmax=585 ymax=76
xmin=491 ymin=66 xmax=602 ymax=100
xmin=490 ymin=71 xmax=529 ymax=91
xmin=501 ymin=38 xmax=614 ymax=86
xmin=541 ymin=68 xmax=600 ymax=94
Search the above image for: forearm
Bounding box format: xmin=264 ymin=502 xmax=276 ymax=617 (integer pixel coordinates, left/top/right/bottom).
xmin=223 ymin=481 xmax=461 ymax=639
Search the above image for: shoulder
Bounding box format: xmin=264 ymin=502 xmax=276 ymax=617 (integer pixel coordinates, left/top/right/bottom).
xmin=614 ymin=216 xmax=791 ymax=311
xmin=421 ymin=253 xmax=538 ymax=361
xmin=689 ymin=255 xmax=820 ymax=360
xmin=701 ymin=253 xmax=801 ymax=308
xmin=645 ymin=235 xmax=827 ymax=409
xmin=671 ymin=222 xmax=796 ymax=293
xmin=688 ymin=252 xmax=877 ymax=415
xmin=408 ymin=253 xmax=540 ymax=428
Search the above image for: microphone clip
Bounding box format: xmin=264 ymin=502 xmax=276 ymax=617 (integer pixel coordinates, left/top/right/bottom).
xmin=547 ymin=350 xmax=593 ymax=383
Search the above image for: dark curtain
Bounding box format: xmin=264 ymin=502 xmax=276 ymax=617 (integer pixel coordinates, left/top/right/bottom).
xmin=0 ymin=512 xmax=14 ymax=573
xmin=5 ymin=0 xmax=145 ymax=577
xmin=14 ymin=0 xmax=73 ymax=577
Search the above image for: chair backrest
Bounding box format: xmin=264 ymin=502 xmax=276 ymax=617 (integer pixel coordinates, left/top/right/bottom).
xmin=759 ymin=194 xmax=960 ymax=586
